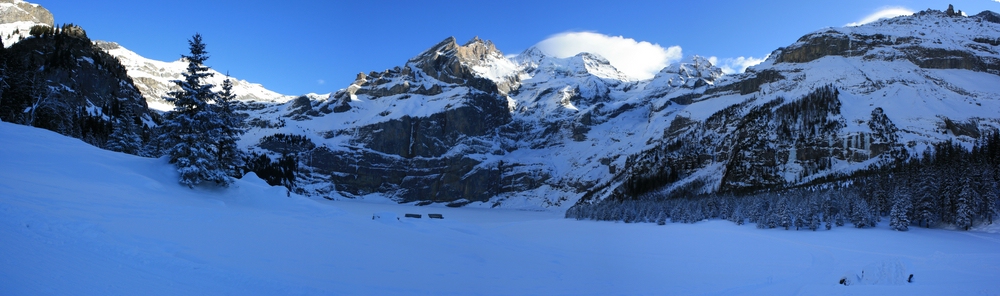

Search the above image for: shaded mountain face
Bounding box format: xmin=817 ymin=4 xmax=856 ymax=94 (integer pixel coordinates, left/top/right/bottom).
xmin=241 ymin=8 xmax=1000 ymax=209
xmin=0 ymin=23 xmax=153 ymax=149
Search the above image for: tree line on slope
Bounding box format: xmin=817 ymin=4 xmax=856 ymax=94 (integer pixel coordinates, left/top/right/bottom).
xmin=568 ymin=134 xmax=1000 ymax=231
xmin=0 ymin=23 xmax=151 ymax=151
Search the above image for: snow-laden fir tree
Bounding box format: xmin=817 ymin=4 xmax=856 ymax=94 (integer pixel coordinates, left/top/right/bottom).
xmin=851 ymin=198 xmax=876 ymax=228
xmin=105 ymin=105 xmax=142 ymax=155
xmin=778 ymin=200 xmax=792 ymax=230
xmin=889 ymin=193 xmax=913 ymax=231
xmin=211 ymin=76 xmax=245 ymax=179
xmin=956 ymin=180 xmax=976 ymax=230
xmin=914 ymin=170 xmax=938 ymax=228
xmin=158 ymin=34 xmax=231 ymax=187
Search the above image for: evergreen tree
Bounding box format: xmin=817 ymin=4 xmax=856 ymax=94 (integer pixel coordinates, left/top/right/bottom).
xmin=807 ymin=199 xmax=820 ymax=231
xmin=158 ymin=34 xmax=230 ymax=187
xmin=914 ymin=170 xmax=938 ymax=228
xmin=105 ymin=106 xmax=142 ymax=154
xmin=851 ymin=198 xmax=875 ymax=228
xmin=778 ymin=200 xmax=791 ymax=230
xmin=956 ymin=180 xmax=975 ymax=230
xmin=889 ymin=194 xmax=912 ymax=231
xmin=212 ymin=76 xmax=245 ymax=179
xmin=794 ymin=207 xmax=805 ymax=231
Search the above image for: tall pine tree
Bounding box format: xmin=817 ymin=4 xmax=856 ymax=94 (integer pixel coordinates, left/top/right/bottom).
xmin=158 ymin=34 xmax=231 ymax=187
xmin=889 ymin=193 xmax=912 ymax=231
xmin=212 ymin=76 xmax=245 ymax=179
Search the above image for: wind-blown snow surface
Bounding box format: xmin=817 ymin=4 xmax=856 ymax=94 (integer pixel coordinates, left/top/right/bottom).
xmin=2 ymin=122 xmax=999 ymax=295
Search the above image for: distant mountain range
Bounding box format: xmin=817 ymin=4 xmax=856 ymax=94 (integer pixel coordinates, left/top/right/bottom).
xmin=2 ymin=1 xmax=998 ymax=209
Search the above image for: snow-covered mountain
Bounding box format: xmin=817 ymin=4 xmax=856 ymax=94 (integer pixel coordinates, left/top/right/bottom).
xmin=238 ymin=7 xmax=1000 ymax=209
xmin=4 ymin=0 xmax=996 ymax=210
xmin=93 ymin=41 xmax=297 ymax=111
xmin=0 ymin=0 xmax=294 ymax=111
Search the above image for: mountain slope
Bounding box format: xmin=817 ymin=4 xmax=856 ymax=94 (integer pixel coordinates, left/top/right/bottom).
xmin=239 ymin=8 xmax=1000 ymax=209
xmin=95 ymin=41 xmax=296 ymax=111
xmin=615 ymin=8 xmax=1000 ymax=200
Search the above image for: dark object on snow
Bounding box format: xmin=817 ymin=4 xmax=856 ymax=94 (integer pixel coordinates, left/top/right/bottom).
xmin=405 ymin=214 xmax=422 ymax=218
xmin=428 ymin=214 xmax=443 ymax=219
xmin=839 ymin=278 xmax=847 ymax=286
xmin=908 ymin=274 xmax=913 ymax=283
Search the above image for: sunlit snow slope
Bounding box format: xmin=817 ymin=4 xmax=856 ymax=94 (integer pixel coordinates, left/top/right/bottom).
xmin=2 ymin=122 xmax=1000 ymax=295
xmin=93 ymin=41 xmax=296 ymax=111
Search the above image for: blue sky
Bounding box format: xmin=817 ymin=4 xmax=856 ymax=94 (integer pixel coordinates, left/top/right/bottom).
xmin=43 ymin=0 xmax=998 ymax=95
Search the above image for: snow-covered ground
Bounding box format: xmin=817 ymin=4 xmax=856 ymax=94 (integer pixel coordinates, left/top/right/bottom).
xmin=1 ymin=121 xmax=999 ymax=295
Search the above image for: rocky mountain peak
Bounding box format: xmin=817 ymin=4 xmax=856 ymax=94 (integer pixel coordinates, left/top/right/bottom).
xmin=93 ymin=40 xmax=121 ymax=51
xmin=975 ymin=10 xmax=1000 ymax=24
xmin=515 ymin=49 xmax=630 ymax=81
xmin=0 ymin=0 xmax=52 ymax=26
xmin=404 ymin=36 xmax=513 ymax=93
xmin=647 ymin=55 xmax=723 ymax=89
xmin=771 ymin=7 xmax=1000 ymax=76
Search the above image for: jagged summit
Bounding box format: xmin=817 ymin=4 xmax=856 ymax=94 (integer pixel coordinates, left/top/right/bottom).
xmin=407 ymin=36 xmax=512 ymax=85
xmin=649 ymin=55 xmax=723 ymax=88
xmin=515 ymin=47 xmax=632 ymax=81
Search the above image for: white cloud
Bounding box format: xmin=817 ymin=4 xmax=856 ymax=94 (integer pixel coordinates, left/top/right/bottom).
xmin=534 ymin=32 xmax=682 ymax=80
xmin=846 ymin=7 xmax=914 ymax=26
xmin=317 ymin=79 xmax=326 ymax=85
xmin=708 ymin=55 xmax=769 ymax=74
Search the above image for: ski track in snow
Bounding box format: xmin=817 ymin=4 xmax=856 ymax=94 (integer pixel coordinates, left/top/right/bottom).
xmin=1 ymin=122 xmax=999 ymax=295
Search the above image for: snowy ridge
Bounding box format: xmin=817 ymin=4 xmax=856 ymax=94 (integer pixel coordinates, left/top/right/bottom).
xmin=237 ymin=36 xmax=725 ymax=208
xmin=94 ymin=41 xmax=295 ymax=111
xmin=750 ymin=8 xmax=1000 ymax=144
xmin=0 ymin=20 xmax=42 ymax=47
xmin=233 ymin=9 xmax=1000 ymax=208
xmin=514 ymin=47 xmax=633 ymax=81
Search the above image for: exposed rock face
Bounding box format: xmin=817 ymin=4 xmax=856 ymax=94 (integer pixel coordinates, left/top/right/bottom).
xmin=276 ymin=37 xmax=517 ymax=203
xmin=0 ymin=0 xmax=53 ymax=26
xmin=775 ymin=9 xmax=1000 ymax=75
xmin=775 ymin=30 xmax=853 ymax=64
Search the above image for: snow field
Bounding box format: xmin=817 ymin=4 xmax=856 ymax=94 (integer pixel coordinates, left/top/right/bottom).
xmin=2 ymin=122 xmax=1000 ymax=295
